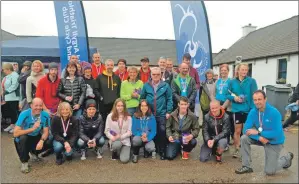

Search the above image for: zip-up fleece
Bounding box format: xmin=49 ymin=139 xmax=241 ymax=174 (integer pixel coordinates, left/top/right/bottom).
xmin=132 ymin=114 xmax=156 ymax=142
xmin=227 ymin=76 xmax=258 ymax=113
xmin=243 ymin=102 xmax=285 ymax=145
xmin=140 ymin=80 xmax=173 ymax=117
xmin=120 ymin=80 xmax=143 ymax=108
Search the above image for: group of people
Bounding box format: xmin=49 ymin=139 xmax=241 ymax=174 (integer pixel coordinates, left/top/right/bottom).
xmin=1 ymin=52 xmax=296 ymax=176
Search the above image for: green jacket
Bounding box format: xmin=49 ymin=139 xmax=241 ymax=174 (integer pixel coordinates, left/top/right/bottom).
xmin=120 ymin=80 xmax=143 ymax=108
xmin=171 ymin=74 xmax=197 ymax=110
xmin=166 ymin=108 xmax=200 ymax=139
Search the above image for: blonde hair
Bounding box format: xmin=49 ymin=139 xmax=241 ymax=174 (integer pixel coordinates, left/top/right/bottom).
xmin=127 ymin=66 xmax=138 ymax=73
xmin=57 ymin=102 xmax=73 ymax=117
xmin=32 ymin=60 xmax=44 ymax=72
xmin=235 ymin=63 xmax=249 ymax=77
xmin=2 ymin=63 xmax=13 ymax=71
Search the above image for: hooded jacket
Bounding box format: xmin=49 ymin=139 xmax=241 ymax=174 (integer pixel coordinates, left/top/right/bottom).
xmin=91 ymin=63 xmax=106 ymax=79
xmin=57 ymin=76 xmax=86 ymax=106
xmin=132 ymin=114 xmax=156 ymax=142
xmin=243 ymin=102 xmax=285 ymax=145
xmin=114 ymin=69 xmax=129 ymax=82
xmin=202 ymin=108 xmax=230 ymax=143
xmin=227 ymin=76 xmax=258 ymax=113
xmin=78 ymin=111 xmax=105 ymax=142
xmin=171 ymin=74 xmax=197 ymax=110
xmin=95 ymin=71 xmax=121 ymax=105
xmin=166 ymin=109 xmax=199 ymax=139
xmin=35 ymin=74 xmax=60 ymax=113
xmin=140 ymin=80 xmax=173 ymax=117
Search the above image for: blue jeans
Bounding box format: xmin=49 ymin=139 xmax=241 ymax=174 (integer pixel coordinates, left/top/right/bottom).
xmin=53 ymin=140 xmax=73 ymax=156
xmin=127 ymin=107 xmax=137 ymax=116
xmin=77 ymin=136 xmax=105 ymax=149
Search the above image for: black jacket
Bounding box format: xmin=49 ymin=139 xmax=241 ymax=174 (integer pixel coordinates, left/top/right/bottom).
xmin=83 ymin=76 xmax=102 ymax=100
xmin=202 ymin=108 xmax=230 ymax=143
xmin=18 ymin=70 xmax=31 ymax=99
xmin=78 ymin=112 xmax=104 ymax=142
xmin=290 ymin=83 xmax=299 ymax=103
xmin=51 ymin=116 xmax=79 ymax=147
xmin=161 ymin=70 xmax=173 ymax=85
xmin=95 ymin=71 xmax=121 ymax=105
xmin=57 ymin=76 xmax=86 ymax=106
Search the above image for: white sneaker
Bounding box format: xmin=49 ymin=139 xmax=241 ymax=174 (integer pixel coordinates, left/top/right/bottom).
xmin=81 ymin=150 xmax=86 ymax=160
xmin=21 ymin=162 xmax=30 ymax=173
xmin=31 ymin=153 xmax=42 ymax=162
xmin=96 ymin=147 xmax=103 ymax=159
xmin=4 ymin=124 xmax=13 ymax=132
xmin=9 ymin=128 xmax=14 ymax=134
xmin=152 ymin=151 xmax=156 ymax=159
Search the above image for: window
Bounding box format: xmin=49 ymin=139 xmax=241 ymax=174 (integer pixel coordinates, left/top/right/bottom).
xmin=278 ymin=58 xmax=287 ymax=80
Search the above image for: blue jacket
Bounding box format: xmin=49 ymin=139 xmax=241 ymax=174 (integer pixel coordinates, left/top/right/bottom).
xmin=3 ymin=71 xmax=20 ymax=102
xmin=132 ymin=115 xmax=156 ymax=142
xmin=140 ymin=80 xmax=173 ymax=117
xmin=243 ymin=102 xmax=285 ymax=145
xmin=215 ymin=78 xmax=231 ymax=103
xmin=227 ymin=77 xmax=258 ymax=113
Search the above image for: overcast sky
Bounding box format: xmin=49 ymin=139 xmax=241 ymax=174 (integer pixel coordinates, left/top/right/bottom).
xmin=1 ymin=1 xmax=298 ymax=53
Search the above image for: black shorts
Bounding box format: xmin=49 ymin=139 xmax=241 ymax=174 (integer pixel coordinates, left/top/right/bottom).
xmin=233 ymin=112 xmax=248 ymax=124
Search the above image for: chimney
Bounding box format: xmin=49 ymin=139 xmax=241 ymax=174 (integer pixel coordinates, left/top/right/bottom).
xmin=242 ymin=23 xmax=257 ymax=37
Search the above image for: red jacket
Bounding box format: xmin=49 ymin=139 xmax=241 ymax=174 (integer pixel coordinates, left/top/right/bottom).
xmin=92 ymin=63 xmax=106 ymax=79
xmin=36 ymin=74 xmax=60 ymax=113
xmin=114 ymin=69 xmax=129 ymax=82
xmin=138 ymin=68 xmax=151 ymax=83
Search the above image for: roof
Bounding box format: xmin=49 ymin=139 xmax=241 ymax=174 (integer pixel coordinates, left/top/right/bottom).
xmin=213 ymin=15 xmax=299 ymax=66
xmin=17 ymin=36 xmax=178 ymax=66
xmin=2 ymin=36 xmax=97 ymax=57
xmin=1 ymin=29 xmax=17 ymax=41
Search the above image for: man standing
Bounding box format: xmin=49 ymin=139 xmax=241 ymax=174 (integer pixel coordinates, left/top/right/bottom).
xmin=138 ymin=57 xmax=151 ymax=83
xmin=95 ymin=59 xmax=121 ymax=123
xmin=158 ymin=56 xmax=173 ymax=85
xmin=199 ymin=100 xmax=230 ymax=163
xmin=36 ymin=62 xmax=60 ymax=117
xmin=92 ymin=52 xmax=106 ymax=79
xmin=114 ymin=59 xmax=129 ymax=82
xmin=166 ymin=58 xmax=178 ymax=78
xmin=13 ymin=98 xmax=50 ymax=173
xmin=182 ymin=53 xmax=200 ymax=89
xmin=235 ymin=90 xmax=294 ymax=175
xmin=140 ymin=67 xmax=173 ymax=160
xmin=171 ymin=63 xmax=197 ymax=112
xmin=166 ymin=97 xmax=199 ymax=160
xmin=18 ymin=60 xmax=32 ymax=111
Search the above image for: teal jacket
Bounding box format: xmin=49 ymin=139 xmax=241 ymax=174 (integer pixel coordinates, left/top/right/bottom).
xmin=140 ymin=80 xmax=173 ymax=117
xmin=132 ymin=115 xmax=156 ymax=142
xmin=227 ymin=77 xmax=258 ymax=113
xmin=3 ymin=71 xmax=20 ymax=102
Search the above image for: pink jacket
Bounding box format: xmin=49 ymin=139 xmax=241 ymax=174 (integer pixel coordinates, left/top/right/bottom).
xmin=104 ymin=113 xmax=132 ymax=146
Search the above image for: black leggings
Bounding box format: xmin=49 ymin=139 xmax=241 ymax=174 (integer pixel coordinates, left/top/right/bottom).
xmin=1 ymin=101 xmax=19 ymax=124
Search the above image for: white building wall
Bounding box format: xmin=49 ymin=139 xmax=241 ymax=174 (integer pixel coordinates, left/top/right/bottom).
xmin=213 ymin=53 xmax=298 ymax=89
xmin=287 ymin=54 xmax=299 ymax=86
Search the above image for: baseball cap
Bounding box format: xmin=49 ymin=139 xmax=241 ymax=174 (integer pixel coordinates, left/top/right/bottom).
xmin=140 ymin=57 xmax=149 ymax=62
